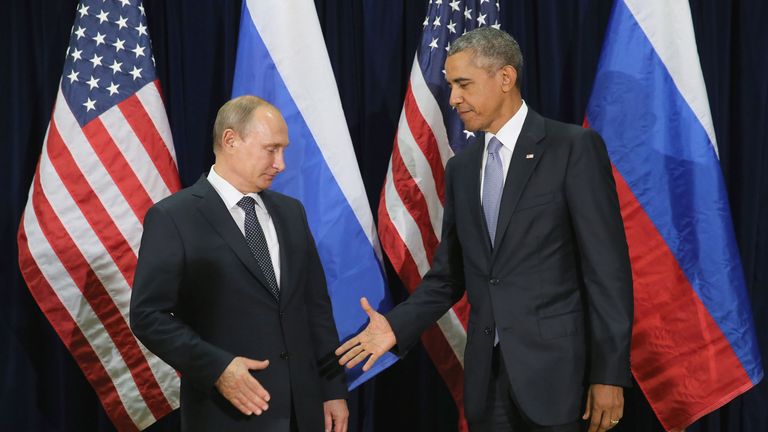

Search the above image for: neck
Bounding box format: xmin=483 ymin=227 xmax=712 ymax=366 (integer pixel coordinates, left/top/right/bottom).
xmin=487 ymin=96 xmax=523 ymax=135
xmin=212 ymin=162 xmax=262 ymax=195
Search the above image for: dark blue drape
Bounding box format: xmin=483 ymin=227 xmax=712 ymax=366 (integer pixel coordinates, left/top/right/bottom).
xmin=3 ymin=1 xmax=766 ymax=430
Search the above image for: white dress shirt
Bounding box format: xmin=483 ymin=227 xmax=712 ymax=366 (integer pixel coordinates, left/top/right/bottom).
xmin=479 ymin=101 xmax=529 ymax=197
xmin=207 ymin=166 xmax=281 ymax=287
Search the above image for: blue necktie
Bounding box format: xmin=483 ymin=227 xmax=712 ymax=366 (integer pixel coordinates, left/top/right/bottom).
xmin=482 ymin=137 xmax=504 ymax=246
xmin=237 ymin=196 xmax=280 ymax=300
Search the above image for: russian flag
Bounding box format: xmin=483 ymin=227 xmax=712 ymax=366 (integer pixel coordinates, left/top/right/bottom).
xmin=231 ymin=0 xmax=398 ymax=389
xmin=586 ymin=0 xmax=763 ymax=429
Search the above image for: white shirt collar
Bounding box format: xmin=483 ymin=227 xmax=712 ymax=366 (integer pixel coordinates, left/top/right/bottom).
xmin=207 ymin=165 xmax=265 ymax=210
xmin=484 ymin=100 xmax=528 ymax=151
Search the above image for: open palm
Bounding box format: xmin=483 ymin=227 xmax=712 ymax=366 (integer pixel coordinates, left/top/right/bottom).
xmin=335 ymin=297 xmax=397 ymax=371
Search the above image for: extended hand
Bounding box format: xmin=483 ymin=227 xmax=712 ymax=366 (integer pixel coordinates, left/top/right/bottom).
xmin=323 ymin=399 xmax=349 ymax=432
xmin=583 ymin=384 xmax=624 ymax=431
xmin=215 ymin=356 xmax=271 ymax=416
xmin=335 ymin=297 xmax=396 ymax=371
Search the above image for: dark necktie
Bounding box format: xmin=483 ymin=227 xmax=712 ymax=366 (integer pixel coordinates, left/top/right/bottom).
xmin=236 ymin=196 xmax=279 ymax=299
xmin=482 ymin=137 xmax=504 ymax=246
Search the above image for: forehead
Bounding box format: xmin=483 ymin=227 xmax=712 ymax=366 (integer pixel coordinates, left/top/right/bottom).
xmin=445 ymin=51 xmax=485 ymax=78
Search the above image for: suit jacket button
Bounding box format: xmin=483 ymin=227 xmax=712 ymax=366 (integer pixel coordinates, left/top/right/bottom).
xmin=483 ymin=327 xmax=492 ymax=335
xmin=490 ymin=278 xmax=500 ymax=285
xmin=280 ymin=352 xmax=290 ymax=360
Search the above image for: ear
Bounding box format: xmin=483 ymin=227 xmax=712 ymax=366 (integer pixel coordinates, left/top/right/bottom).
xmin=500 ymin=65 xmax=517 ymax=92
xmin=221 ymin=129 xmax=238 ymax=153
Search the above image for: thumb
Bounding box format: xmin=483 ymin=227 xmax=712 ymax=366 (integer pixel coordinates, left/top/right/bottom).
xmin=582 ymin=390 xmax=592 ymax=420
xmin=360 ymin=297 xmax=376 ymax=317
xmin=243 ymin=358 xmax=270 ymax=370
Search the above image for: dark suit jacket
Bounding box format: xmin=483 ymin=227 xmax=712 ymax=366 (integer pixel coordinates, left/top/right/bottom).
xmin=130 ymin=177 xmax=347 ymax=432
xmin=387 ymin=109 xmax=633 ymax=426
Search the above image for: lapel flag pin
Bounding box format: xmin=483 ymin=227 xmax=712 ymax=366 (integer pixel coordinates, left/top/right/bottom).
xmin=526 ymin=153 xmax=535 ymax=159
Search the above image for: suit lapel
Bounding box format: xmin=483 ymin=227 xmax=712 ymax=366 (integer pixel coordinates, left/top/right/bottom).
xmin=493 ymin=110 xmax=546 ymax=257
xmin=464 ymin=141 xmax=493 ymax=254
xmin=260 ymin=190 xmax=293 ymax=308
xmin=193 ymin=177 xmax=274 ymax=296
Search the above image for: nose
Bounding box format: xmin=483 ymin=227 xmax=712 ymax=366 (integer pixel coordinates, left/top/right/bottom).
xmin=273 ymin=149 xmax=286 ymax=172
xmin=449 ymin=86 xmax=462 ymax=108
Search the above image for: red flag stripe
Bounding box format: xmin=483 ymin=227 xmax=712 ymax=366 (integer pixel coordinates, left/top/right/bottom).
xmin=403 ymin=85 xmax=446 ymax=204
xmin=390 ymin=145 xmax=441 ymax=263
xmin=19 ymin=203 xmax=149 ymax=430
xmin=118 ymin=94 xmax=182 ymax=193
xmin=136 ymin=82 xmax=178 ymax=165
xmin=31 ymin=163 xmax=173 ymax=420
xmin=47 ymin=120 xmax=139 ymax=285
xmin=52 ymin=96 xmax=145 ymax=253
xmin=408 ymin=57 xmax=453 ymax=165
xmin=98 ymin=103 xmax=174 ymax=205
xmin=613 ymin=166 xmax=751 ymax=430
xmin=80 ymin=118 xmax=155 ymax=225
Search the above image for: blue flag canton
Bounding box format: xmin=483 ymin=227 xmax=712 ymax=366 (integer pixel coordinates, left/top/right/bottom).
xmin=418 ymin=0 xmax=501 ymax=153
xmin=61 ymin=0 xmax=157 ymax=126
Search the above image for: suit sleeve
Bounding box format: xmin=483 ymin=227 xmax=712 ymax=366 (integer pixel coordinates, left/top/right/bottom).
xmin=386 ymin=158 xmax=467 ymax=355
xmin=130 ymin=205 xmax=233 ymax=392
xmin=299 ymin=204 xmax=349 ymax=401
xmin=565 ymin=128 xmax=633 ymax=387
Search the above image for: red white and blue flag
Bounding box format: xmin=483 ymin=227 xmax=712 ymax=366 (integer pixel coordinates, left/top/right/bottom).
xmin=17 ymin=0 xmax=181 ymax=430
xmin=586 ymin=1 xmax=763 ymax=430
xmin=378 ymin=1 xmax=501 ymax=430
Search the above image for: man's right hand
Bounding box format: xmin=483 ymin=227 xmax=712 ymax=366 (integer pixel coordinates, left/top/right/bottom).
xmin=335 ymin=297 xmax=396 ymax=371
xmin=215 ymin=356 xmax=271 ymax=416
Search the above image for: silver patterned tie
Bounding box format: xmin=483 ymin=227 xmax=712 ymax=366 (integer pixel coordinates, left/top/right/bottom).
xmin=482 ymin=137 xmax=504 ymax=246
xmin=237 ymin=196 xmax=280 ymax=299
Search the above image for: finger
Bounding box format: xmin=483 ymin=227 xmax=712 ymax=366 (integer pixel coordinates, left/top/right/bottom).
xmin=338 ymin=344 xmax=364 ymax=365
xmin=238 ymin=383 xmax=269 ymax=412
xmin=243 ymin=358 xmax=270 ymax=370
xmin=242 ymin=375 xmax=271 ymax=403
xmin=345 ymin=349 xmax=371 ymax=370
xmin=600 ymin=409 xmax=615 ymax=431
xmin=360 ymin=297 xmax=378 ymax=320
xmin=230 ymin=397 xmax=253 ymax=416
xmin=362 ymin=352 xmax=382 ymax=372
xmin=324 ymin=409 xmax=332 ymax=432
xmin=336 ymin=336 xmax=361 ymax=357
xmin=582 ymin=391 xmax=592 ymax=420
xmin=588 ymin=408 xmax=603 ymax=432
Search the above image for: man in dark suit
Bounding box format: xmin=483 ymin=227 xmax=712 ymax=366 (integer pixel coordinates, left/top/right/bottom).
xmin=130 ymin=96 xmax=349 ymax=432
xmin=337 ymin=27 xmax=632 ymax=432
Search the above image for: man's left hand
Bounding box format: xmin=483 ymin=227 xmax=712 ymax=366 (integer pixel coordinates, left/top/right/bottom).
xmin=323 ymin=399 xmax=348 ymax=432
xmin=582 ymin=384 xmax=623 ymax=432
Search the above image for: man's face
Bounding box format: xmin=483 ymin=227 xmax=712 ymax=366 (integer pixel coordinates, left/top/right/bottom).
xmin=445 ymin=50 xmax=513 ymax=134
xmin=229 ymin=108 xmax=289 ymax=192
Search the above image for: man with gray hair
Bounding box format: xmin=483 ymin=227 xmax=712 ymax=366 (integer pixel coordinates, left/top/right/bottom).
xmin=337 ymin=27 xmax=632 ymax=432
xmin=131 ymin=95 xmax=349 ymax=432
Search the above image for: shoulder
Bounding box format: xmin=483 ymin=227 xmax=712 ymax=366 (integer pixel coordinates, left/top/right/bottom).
xmin=151 ymin=180 xmax=206 ymax=213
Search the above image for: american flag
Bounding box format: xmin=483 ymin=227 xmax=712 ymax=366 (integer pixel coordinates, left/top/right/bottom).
xmin=17 ymin=0 xmax=181 ymax=430
xmin=377 ymin=0 xmax=500 ymax=430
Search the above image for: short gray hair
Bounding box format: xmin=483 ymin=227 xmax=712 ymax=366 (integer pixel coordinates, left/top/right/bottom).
xmin=448 ymin=27 xmax=524 ymax=88
xmin=212 ymin=95 xmax=275 ymax=150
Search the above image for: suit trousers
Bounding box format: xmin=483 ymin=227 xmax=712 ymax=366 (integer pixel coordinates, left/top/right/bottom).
xmin=468 ymin=346 xmax=583 ymax=432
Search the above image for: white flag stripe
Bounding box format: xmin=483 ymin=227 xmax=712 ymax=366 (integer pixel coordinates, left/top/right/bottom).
xmin=100 ymin=106 xmax=173 ymax=205
xmin=436 ymin=310 xmax=467 ymax=366
xmin=22 ymin=204 xmax=153 ymax=428
xmin=383 ymin=168 xmax=433 ymax=277
xmin=409 ymin=57 xmax=455 ymax=165
xmin=39 ymin=147 xmax=134 ymax=309
xmin=396 ymin=113 xmax=445 ymax=239
xmin=54 ymin=92 xmax=144 ymax=246
xmin=135 ymin=340 xmax=181 ymax=408
xmin=624 ymin=0 xmax=718 ymax=155
xmin=45 ymin=109 xmax=180 ymax=414
xmin=245 ymin=0 xmax=380 ymax=252
xmin=135 ymin=84 xmax=178 ymax=163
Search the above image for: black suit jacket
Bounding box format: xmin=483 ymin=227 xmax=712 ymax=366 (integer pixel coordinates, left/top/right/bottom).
xmin=130 ymin=177 xmax=347 ymax=432
xmin=387 ymin=110 xmax=633 ymax=426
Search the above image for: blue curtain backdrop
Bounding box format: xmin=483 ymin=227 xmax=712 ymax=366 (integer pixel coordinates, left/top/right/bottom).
xmin=3 ymin=0 xmax=766 ymax=431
